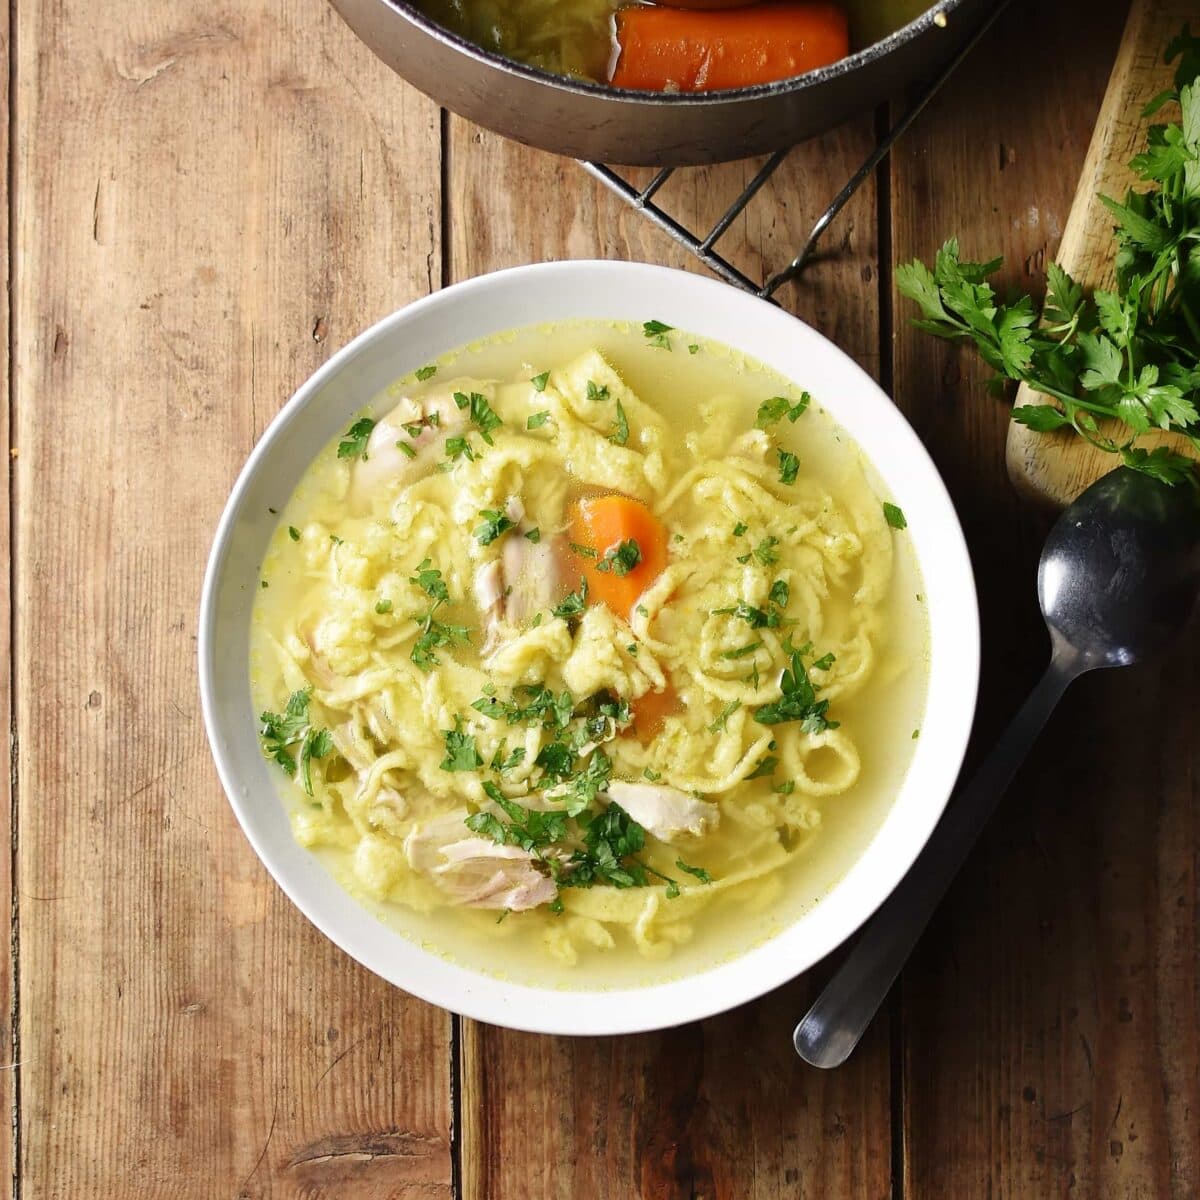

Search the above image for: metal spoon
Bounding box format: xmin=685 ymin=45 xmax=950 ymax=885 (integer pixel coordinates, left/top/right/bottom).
xmin=794 ymin=466 xmax=1200 ymax=1069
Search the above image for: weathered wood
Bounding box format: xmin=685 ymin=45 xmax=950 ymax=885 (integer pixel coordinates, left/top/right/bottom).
xmin=0 ymin=3 xmax=14 ymax=1193
xmin=1005 ymin=0 xmax=1198 ymax=507
xmin=892 ymin=2 xmax=1197 ymax=1196
xmin=11 ymin=1 xmax=451 ymax=1195
xmin=449 ymin=115 xmax=893 ymax=1199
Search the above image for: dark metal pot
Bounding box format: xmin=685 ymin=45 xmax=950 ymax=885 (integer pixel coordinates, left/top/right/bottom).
xmin=331 ymin=0 xmax=994 ymax=166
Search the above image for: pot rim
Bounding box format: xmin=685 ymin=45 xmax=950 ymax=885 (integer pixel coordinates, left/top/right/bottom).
xmin=371 ymin=0 xmax=966 ymax=106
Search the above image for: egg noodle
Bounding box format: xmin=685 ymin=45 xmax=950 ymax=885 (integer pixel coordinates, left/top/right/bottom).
xmin=253 ymin=335 xmax=898 ymax=968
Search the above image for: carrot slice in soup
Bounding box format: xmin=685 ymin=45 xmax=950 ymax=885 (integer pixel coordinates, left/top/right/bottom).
xmin=630 ymin=681 xmax=681 ymax=739
xmin=611 ymin=3 xmax=849 ymax=93
xmin=567 ymin=494 xmax=669 ymax=621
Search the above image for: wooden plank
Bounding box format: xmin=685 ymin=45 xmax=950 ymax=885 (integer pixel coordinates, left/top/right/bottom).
xmin=11 ymin=1 xmax=450 ymax=1195
xmin=891 ymin=1 xmax=1197 ymax=1196
xmin=0 ymin=1 xmax=14 ymax=1193
xmin=1005 ymin=0 xmax=1198 ymax=507
xmin=448 ymin=116 xmax=892 ymax=1198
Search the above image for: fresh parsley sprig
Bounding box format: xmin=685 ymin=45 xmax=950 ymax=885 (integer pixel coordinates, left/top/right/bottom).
xmin=896 ymin=28 xmax=1200 ymax=486
xmin=259 ymin=688 xmax=334 ymax=796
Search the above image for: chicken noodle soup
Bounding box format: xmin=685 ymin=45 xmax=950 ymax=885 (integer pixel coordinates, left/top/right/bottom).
xmin=251 ymin=320 xmax=928 ymax=984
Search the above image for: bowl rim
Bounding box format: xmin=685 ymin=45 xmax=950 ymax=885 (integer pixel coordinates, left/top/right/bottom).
xmin=199 ymin=260 xmax=980 ymax=1035
xmin=368 ymin=0 xmax=965 ymax=105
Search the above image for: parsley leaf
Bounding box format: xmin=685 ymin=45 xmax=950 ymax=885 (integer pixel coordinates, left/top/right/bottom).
xmin=415 ymin=364 xmax=437 ymax=381
xmin=527 ymin=410 xmax=550 ymax=430
xmin=708 ymin=701 xmax=741 ymax=732
xmin=676 ymin=859 xmax=713 ymax=884
xmin=531 ymin=371 xmax=550 ymax=392
xmin=474 ymin=509 xmax=514 ymax=546
xmin=756 ymin=394 xmax=810 ymax=428
xmin=337 ymin=417 xmax=376 ymax=460
xmin=610 ymin=399 xmax=629 ymax=446
xmin=883 ymin=502 xmax=907 ymax=530
xmin=258 ymin=688 xmax=334 ymax=797
xmin=553 ymin=577 xmax=588 ymax=621
xmin=596 ymin=538 xmax=641 ymax=576
xmin=754 ymin=536 xmax=780 ymax=566
xmin=586 ymin=379 xmax=610 ymax=402
xmin=453 ymin=391 xmax=503 ymax=445
xmin=754 ymin=644 xmax=839 ymax=732
xmin=777 ymin=450 xmax=800 ymax=485
xmin=440 ymin=718 xmax=483 ymax=772
xmin=643 ymin=319 xmax=673 ymax=350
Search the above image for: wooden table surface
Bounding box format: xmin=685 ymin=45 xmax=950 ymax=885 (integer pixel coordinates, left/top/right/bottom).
xmin=4 ymin=0 xmax=1197 ymax=1195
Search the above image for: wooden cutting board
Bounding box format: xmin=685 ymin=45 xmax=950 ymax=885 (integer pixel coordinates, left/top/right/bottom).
xmin=1005 ymin=0 xmax=1196 ymax=508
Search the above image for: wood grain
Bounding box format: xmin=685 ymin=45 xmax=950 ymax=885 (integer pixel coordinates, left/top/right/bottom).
xmin=1005 ymin=0 xmax=1198 ymax=507
xmin=0 ymin=1 xmax=14 ymax=1193
xmin=892 ymin=1 xmax=1198 ymax=1196
xmin=10 ymin=1 xmax=451 ymax=1195
xmin=448 ymin=116 xmax=893 ymax=1199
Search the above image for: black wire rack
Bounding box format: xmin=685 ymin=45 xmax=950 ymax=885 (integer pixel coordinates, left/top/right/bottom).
xmin=579 ymin=1 xmax=1008 ymax=299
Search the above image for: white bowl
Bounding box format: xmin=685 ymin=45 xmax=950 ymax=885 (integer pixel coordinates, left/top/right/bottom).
xmin=200 ymin=261 xmax=979 ymax=1035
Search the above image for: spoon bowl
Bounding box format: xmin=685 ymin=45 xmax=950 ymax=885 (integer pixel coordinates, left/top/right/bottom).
xmin=1039 ymin=468 xmax=1200 ymax=667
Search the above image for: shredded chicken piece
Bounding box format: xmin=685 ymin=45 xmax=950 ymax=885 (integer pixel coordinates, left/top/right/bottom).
xmin=604 ymin=782 xmax=719 ymax=842
xmin=404 ymin=811 xmax=557 ymax=911
xmin=351 ymin=392 xmax=465 ymax=507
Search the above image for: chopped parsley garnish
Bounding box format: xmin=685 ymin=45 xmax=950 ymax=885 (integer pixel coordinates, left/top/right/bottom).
xmin=883 ymin=502 xmax=907 ymax=530
xmin=451 ymin=391 xmax=503 ymax=444
xmin=553 ymin=577 xmax=588 ymax=620
xmin=560 ymin=803 xmax=654 ymax=888
xmin=596 ymin=538 xmax=641 ymax=576
xmin=445 ymin=435 xmax=475 ymax=463
xmin=410 ymin=558 xmax=448 ymax=603
xmin=337 ymin=416 xmax=376 ymax=460
xmin=287 ymin=526 xmax=301 ymax=542
xmin=643 ymin=319 xmax=673 ymax=350
xmin=676 ymin=859 xmax=713 ymax=884
xmin=773 ymin=779 xmax=796 ymax=795
xmin=534 ymin=741 xmax=574 ymax=780
xmin=610 ymin=399 xmax=629 ymax=446
xmin=756 ymin=394 xmax=810 ymax=428
xmin=586 ymin=379 xmax=610 ymax=402
xmin=769 ymin=579 xmax=789 ymax=608
xmin=440 ymin=718 xmax=483 ymax=772
xmin=474 ymin=508 xmax=515 ymax=546
xmin=754 ymin=536 xmax=780 ymax=566
xmin=569 ymin=541 xmax=598 ymax=559
xmin=329 ymin=535 xmax=344 ymax=545
xmin=468 ymin=789 xmax=569 ymax=853
xmin=530 ymin=371 xmax=550 ymax=392
xmin=708 ymin=701 xmax=741 ymax=733
xmin=415 ymin=364 xmax=438 ymax=381
xmin=715 ymin=602 xmax=779 ymax=630
xmin=688 ymin=343 xmax=699 ymax=355
xmin=375 ymin=598 xmax=393 ymax=614
xmin=525 ymin=527 xmax=541 ymax=543
xmin=527 ymin=410 xmax=550 ymax=430
xmin=777 ymin=450 xmax=800 ymax=485
xmin=754 ymin=643 xmax=839 ymax=733
xmin=259 ymin=688 xmax=334 ymax=796
xmin=747 ymin=755 xmax=778 ymax=780
xmin=408 ymin=559 xmax=469 ymax=669
xmin=732 ymin=521 xmax=748 ymax=537
xmin=643 ymin=766 xmax=661 ymax=782
xmin=721 ymin=641 xmax=763 ymax=660
xmin=396 ymin=440 xmax=417 ymax=460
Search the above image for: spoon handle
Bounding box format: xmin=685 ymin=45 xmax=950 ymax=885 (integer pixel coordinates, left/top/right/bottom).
xmin=793 ymin=653 xmax=1079 ymax=1069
